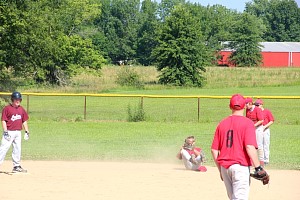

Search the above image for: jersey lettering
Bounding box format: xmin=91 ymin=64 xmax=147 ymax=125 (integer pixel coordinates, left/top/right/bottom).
xmin=226 ymin=130 xmax=233 ymax=148
xmin=11 ymin=114 xmax=22 ymax=122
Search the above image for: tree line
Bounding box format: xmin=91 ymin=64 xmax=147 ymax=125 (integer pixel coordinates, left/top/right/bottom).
xmin=1 ymin=0 xmax=299 ymax=87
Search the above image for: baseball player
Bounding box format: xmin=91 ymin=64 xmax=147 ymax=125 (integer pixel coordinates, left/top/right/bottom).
xmin=211 ymin=94 xmax=267 ymax=200
xmin=245 ymin=97 xmax=265 ymax=166
xmin=0 ymin=92 xmax=30 ymax=173
xmin=254 ymin=99 xmax=274 ymax=165
xmin=177 ymin=136 xmax=207 ymax=172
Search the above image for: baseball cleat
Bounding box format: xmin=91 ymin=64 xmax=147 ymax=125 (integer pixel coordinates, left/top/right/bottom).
xmin=12 ymin=166 xmax=27 ymax=173
xmin=197 ymin=166 xmax=207 ymax=172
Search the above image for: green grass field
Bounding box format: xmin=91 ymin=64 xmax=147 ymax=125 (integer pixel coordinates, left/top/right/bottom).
xmin=21 ymin=121 xmax=300 ymax=170
xmin=3 ymin=66 xmax=300 ymax=170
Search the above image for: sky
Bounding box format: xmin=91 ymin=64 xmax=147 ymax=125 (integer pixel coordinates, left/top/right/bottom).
xmin=188 ymin=0 xmax=250 ymax=12
xmin=158 ymin=0 xmax=300 ymax=12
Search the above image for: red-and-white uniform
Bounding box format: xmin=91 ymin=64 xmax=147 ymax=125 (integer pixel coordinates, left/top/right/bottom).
xmin=211 ymin=115 xmax=257 ymax=200
xmin=246 ymin=106 xmax=264 ymax=162
xmin=180 ymin=147 xmax=204 ymax=171
xmin=0 ymin=104 xmax=29 ymax=167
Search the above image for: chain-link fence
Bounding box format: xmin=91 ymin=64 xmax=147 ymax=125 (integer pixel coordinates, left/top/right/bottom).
xmin=0 ymin=93 xmax=299 ymax=124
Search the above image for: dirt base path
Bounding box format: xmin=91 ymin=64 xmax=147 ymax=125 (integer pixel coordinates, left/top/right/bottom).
xmin=0 ymin=161 xmax=299 ymax=200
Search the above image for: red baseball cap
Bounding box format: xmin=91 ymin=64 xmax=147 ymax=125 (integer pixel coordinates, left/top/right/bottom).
xmin=255 ymin=99 xmax=263 ymax=105
xmin=229 ymin=94 xmax=245 ymax=110
xmin=245 ymin=97 xmax=253 ymax=104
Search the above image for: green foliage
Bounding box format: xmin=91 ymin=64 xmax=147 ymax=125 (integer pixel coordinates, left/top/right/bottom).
xmin=2 ymin=0 xmax=300 ymax=88
xmin=116 ymin=67 xmax=144 ymax=89
xmin=190 ymin=4 xmax=238 ymax=51
xmin=127 ymin=102 xmax=146 ymax=122
xmin=228 ymin=13 xmax=264 ymax=67
xmin=157 ymin=0 xmax=185 ymax=21
xmin=21 ymin=120 xmax=300 ymax=169
xmin=245 ymin=0 xmax=300 ymax=42
xmin=0 ymin=0 xmax=105 ymax=85
xmin=152 ymin=4 xmax=208 ymax=87
xmin=94 ymin=0 xmax=140 ymax=63
xmin=136 ymin=0 xmax=159 ymax=66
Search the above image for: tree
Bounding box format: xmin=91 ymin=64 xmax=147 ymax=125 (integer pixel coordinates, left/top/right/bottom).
xmin=157 ymin=0 xmax=185 ymax=21
xmin=94 ymin=0 xmax=140 ymax=64
xmin=0 ymin=0 xmax=106 ymax=85
xmin=246 ymin=0 xmax=300 ymax=42
xmin=152 ymin=4 xmax=208 ymax=87
xmin=228 ymin=13 xmax=265 ymax=67
xmin=136 ymin=0 xmax=159 ymax=65
xmin=188 ymin=3 xmax=239 ymax=65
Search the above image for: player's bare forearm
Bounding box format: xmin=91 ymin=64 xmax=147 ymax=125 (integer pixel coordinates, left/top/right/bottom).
xmin=211 ymin=149 xmax=221 ymax=172
xmin=255 ymin=120 xmax=263 ymax=128
xmin=264 ymin=121 xmax=274 ymax=130
xmin=176 ymin=151 xmax=182 ymax=160
xmin=22 ymin=121 xmax=29 ymax=132
xmin=2 ymin=120 xmax=7 ymax=131
xmin=246 ymin=145 xmax=260 ymax=168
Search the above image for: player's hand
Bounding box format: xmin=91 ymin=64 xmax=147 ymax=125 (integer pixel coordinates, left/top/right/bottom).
xmin=24 ymin=131 xmax=29 ymax=140
xmin=3 ymin=131 xmax=11 ymax=141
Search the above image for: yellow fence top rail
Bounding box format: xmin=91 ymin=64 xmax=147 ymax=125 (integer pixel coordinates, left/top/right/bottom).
xmin=0 ymin=92 xmax=300 ymax=99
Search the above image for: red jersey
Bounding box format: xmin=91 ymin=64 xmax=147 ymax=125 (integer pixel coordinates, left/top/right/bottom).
xmin=211 ymin=115 xmax=257 ymax=169
xmin=246 ymin=106 xmax=264 ymax=124
xmin=184 ymin=147 xmax=201 ymax=155
xmin=1 ymin=104 xmax=29 ymax=131
xmin=262 ymin=109 xmax=274 ymax=125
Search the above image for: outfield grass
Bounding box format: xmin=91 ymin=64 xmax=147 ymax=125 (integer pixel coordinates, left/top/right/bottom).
xmin=6 ymin=66 xmax=299 ymax=170
xmin=20 ymin=91 xmax=300 ymax=125
xmin=19 ymin=121 xmax=300 ymax=170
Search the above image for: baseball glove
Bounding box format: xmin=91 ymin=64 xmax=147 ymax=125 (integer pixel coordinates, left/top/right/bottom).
xmin=250 ymin=166 xmax=270 ymax=185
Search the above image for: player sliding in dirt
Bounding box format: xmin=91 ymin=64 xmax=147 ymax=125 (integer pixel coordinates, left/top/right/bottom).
xmin=176 ymin=135 xmax=207 ymax=172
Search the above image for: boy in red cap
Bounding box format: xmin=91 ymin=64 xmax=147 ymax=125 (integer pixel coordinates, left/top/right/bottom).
xmin=255 ymin=99 xmax=274 ymax=165
xmin=211 ymin=94 xmax=265 ymax=200
xmin=245 ymin=97 xmax=264 ymax=166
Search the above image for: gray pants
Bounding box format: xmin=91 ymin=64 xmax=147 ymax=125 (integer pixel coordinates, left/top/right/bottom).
xmin=0 ymin=130 xmax=22 ymax=167
xmin=221 ymin=164 xmax=250 ymax=200
xmin=180 ymin=149 xmax=202 ymax=171
xmin=256 ymin=126 xmax=264 ymax=161
xmin=263 ymin=128 xmax=271 ymax=163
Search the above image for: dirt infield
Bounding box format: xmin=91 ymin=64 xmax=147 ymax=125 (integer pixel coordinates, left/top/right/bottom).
xmin=0 ymin=161 xmax=299 ymax=200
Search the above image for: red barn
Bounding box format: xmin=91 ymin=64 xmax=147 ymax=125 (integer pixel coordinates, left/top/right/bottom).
xmin=218 ymin=42 xmax=300 ymax=67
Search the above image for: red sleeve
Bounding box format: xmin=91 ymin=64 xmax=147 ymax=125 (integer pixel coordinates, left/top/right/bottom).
xmin=256 ymin=107 xmax=264 ymax=121
xmin=21 ymin=107 xmax=29 ymax=122
xmin=1 ymin=106 xmax=8 ymax=121
xmin=244 ymin=122 xmax=257 ymax=148
xmin=267 ymin=110 xmax=275 ymax=122
xmin=194 ymin=147 xmax=201 ymax=152
xmin=211 ymin=126 xmax=220 ymax=150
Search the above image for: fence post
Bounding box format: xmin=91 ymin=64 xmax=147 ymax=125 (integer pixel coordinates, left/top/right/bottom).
xmin=141 ymin=96 xmax=144 ymax=109
xmin=27 ymin=95 xmax=29 ymax=113
xmin=84 ymin=96 xmax=87 ymax=120
xmin=198 ymin=98 xmax=200 ymax=122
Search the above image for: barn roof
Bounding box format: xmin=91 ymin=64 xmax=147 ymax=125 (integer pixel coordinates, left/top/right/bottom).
xmin=261 ymin=42 xmax=300 ymax=52
xmin=221 ymin=42 xmax=300 ymax=52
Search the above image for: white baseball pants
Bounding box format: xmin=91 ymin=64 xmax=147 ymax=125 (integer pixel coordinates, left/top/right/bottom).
xmin=0 ymin=130 xmax=22 ymax=167
xmin=180 ymin=149 xmax=202 ymax=171
xmin=255 ymin=126 xmax=264 ymax=162
xmin=221 ymin=164 xmax=250 ymax=200
xmin=263 ymin=128 xmax=271 ymax=163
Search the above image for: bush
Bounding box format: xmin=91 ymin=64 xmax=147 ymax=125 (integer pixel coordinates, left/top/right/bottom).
xmin=127 ymin=103 xmax=145 ymax=122
xmin=116 ymin=67 xmax=144 ymax=89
